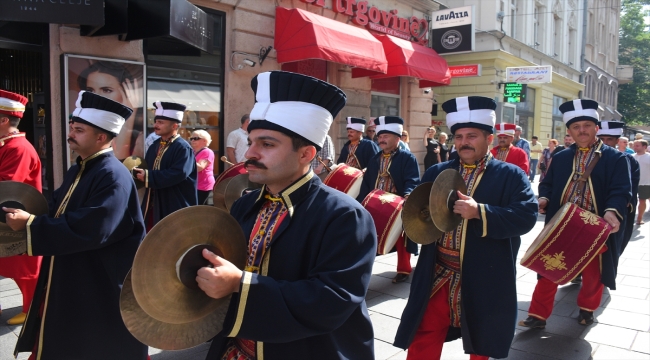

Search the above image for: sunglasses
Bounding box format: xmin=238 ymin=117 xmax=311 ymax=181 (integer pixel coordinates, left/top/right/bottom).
xmin=189 ymin=137 xmax=202 ymax=141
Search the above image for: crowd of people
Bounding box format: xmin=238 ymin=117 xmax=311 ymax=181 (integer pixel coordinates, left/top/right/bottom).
xmin=0 ymin=69 xmax=648 ymax=360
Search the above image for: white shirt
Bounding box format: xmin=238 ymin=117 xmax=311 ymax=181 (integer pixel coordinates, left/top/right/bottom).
xmin=226 ymin=128 xmax=249 ymax=163
xmin=634 ymin=153 xmax=650 ymax=186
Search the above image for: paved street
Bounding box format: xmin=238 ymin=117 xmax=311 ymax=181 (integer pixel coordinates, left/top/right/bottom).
xmin=1 ymin=182 xmax=648 ymax=360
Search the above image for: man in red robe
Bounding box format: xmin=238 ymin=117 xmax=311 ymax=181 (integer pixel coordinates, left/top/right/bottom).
xmin=0 ymin=89 xmax=42 ymax=325
xmin=490 ymin=122 xmax=529 ymax=174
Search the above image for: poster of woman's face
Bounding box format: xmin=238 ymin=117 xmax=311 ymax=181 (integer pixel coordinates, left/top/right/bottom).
xmin=63 ymin=55 xmax=146 ymax=168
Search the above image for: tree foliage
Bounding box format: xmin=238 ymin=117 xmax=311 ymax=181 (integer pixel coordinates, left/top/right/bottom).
xmin=618 ymin=0 xmax=650 ymax=125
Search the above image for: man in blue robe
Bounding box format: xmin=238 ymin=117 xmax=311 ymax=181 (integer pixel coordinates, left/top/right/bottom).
xmin=356 ymin=116 xmax=420 ymax=283
xmin=394 ymin=96 xmax=538 ymax=360
xmin=195 ymin=71 xmax=377 ymax=359
xmin=134 ymin=101 xmax=197 ymax=230
xmin=521 ymin=101 xmax=632 ymax=328
xmin=337 ymin=117 xmax=379 ymax=169
xmin=4 ymin=91 xmax=147 ymax=360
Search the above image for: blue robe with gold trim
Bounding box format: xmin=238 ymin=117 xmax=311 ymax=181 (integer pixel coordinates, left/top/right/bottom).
xmin=394 ymin=158 xmax=538 ymax=359
xmin=15 ymin=150 xmax=147 ymax=360
xmin=142 ymin=136 xmax=197 ymax=226
xmin=336 ymin=138 xmax=379 ymax=169
xmin=539 ymin=143 xmax=631 ymax=289
xmin=206 ymin=173 xmax=377 ymax=360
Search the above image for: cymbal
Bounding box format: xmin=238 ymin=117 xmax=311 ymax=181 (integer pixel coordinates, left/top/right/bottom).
xmin=121 ymin=269 xmax=229 ymax=350
xmin=224 ymin=174 xmax=262 ymax=211
xmin=130 ymin=206 xmax=247 ymax=325
xmin=0 ymin=181 xmax=48 ymax=256
xmin=212 ymin=176 xmax=233 ymax=210
xmin=430 ymin=169 xmax=468 ymax=232
xmin=402 ymin=182 xmax=442 ymax=245
xmin=122 ymin=156 xmax=148 ymax=189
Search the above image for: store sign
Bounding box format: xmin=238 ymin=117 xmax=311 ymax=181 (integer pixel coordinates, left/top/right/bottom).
xmin=0 ymin=0 xmax=105 ymax=26
xmin=299 ymin=0 xmax=429 ymax=44
xmin=506 ymin=66 xmax=552 ymax=84
xmin=449 ymin=64 xmax=481 ymax=77
xmin=431 ymin=6 xmax=474 ymax=54
xmin=503 ymin=83 xmax=527 ymax=103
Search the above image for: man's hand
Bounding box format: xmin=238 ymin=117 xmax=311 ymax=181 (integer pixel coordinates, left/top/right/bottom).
xmin=603 ymin=211 xmax=620 ymax=233
xmin=538 ymin=198 xmax=548 ymax=211
xmin=132 ymin=167 xmax=145 ymax=182
xmin=3 ymin=207 xmax=31 ymax=231
xmin=196 ymin=249 xmax=243 ymax=299
xmin=453 ymin=191 xmax=480 ymax=220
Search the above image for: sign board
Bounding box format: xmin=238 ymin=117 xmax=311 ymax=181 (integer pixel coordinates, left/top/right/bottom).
xmin=449 ymin=64 xmax=482 ymax=77
xmin=431 ymin=6 xmax=474 ymax=54
xmin=503 ymin=83 xmax=527 ymax=103
xmin=0 ymin=0 xmax=104 ymax=26
xmin=506 ymin=66 xmax=552 ymax=84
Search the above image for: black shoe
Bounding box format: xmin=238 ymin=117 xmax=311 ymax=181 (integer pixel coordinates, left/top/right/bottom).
xmin=577 ymin=310 xmax=594 ymax=325
xmin=570 ymin=274 xmax=582 ymax=284
xmin=518 ymin=316 xmax=546 ymax=329
xmin=392 ymin=273 xmax=409 ymax=283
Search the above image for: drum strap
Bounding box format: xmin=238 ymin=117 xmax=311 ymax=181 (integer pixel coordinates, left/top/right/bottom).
xmin=577 ymin=153 xmax=600 ymax=196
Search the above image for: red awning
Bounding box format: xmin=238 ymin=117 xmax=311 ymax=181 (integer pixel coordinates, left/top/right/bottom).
xmin=351 ymin=34 xmax=451 ymax=87
xmin=274 ymin=7 xmax=387 ymax=73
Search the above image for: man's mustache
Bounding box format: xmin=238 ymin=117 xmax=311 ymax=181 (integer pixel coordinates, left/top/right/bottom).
xmin=67 ymin=138 xmax=78 ymax=145
xmin=379 ymin=141 xmax=387 ymax=145
xmin=244 ymin=159 xmax=267 ymax=169
xmin=459 ymin=145 xmax=474 ymax=151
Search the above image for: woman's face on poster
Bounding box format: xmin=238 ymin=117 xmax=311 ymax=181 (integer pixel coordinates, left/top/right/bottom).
xmin=85 ymin=72 xmax=124 ymax=103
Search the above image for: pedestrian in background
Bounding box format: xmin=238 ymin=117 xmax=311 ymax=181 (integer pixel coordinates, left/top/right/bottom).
xmin=190 ymin=129 xmax=215 ymax=205
xmin=226 ymin=113 xmax=249 ymax=164
xmin=399 ymin=130 xmax=411 ymax=152
xmin=423 ymin=127 xmax=441 ymax=170
xmin=438 ymin=132 xmax=449 ymax=162
xmin=529 ymin=135 xmax=543 ymax=182
xmin=539 ymin=139 xmax=557 ymax=183
xmin=311 ymin=134 xmax=334 ymax=175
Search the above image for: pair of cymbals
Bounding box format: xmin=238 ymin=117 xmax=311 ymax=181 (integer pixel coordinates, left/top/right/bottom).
xmin=121 ymin=206 xmax=247 ymax=350
xmin=402 ymin=169 xmax=467 ymax=245
xmin=213 ymin=174 xmax=261 ymax=211
xmin=122 ymin=156 xmax=148 ymax=189
xmin=0 ymin=181 xmax=48 ymax=257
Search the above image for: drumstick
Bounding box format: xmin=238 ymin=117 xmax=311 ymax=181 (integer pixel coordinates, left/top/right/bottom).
xmin=317 ymin=156 xmax=332 ymax=173
xmin=220 ymin=156 xmax=235 ymax=166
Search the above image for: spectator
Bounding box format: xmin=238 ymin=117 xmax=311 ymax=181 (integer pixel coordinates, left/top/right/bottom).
xmin=539 ymin=139 xmax=557 ymax=183
xmin=423 ymin=127 xmax=441 ymax=170
xmin=551 ymin=134 xmax=574 ymax=157
xmin=399 ymin=130 xmax=411 ymax=152
xmin=618 ymin=136 xmax=635 ymax=154
xmin=438 ymin=132 xmax=449 ymax=162
xmin=514 ymin=125 xmax=531 ymax=159
xmin=311 ymin=134 xmax=335 ymax=175
xmin=226 ymin=113 xmax=250 ymax=164
xmin=364 ymin=124 xmax=378 ymax=143
xmin=190 ymin=130 xmax=215 ymax=205
xmin=529 ymin=135 xmax=543 ymax=182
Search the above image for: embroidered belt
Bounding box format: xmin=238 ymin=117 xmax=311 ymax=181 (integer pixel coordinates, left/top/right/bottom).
xmin=437 ymin=245 xmax=461 ymax=272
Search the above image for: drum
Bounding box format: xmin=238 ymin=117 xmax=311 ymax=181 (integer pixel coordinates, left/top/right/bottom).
xmin=362 ymin=189 xmax=405 ymax=255
xmin=214 ymin=162 xmax=247 ymax=189
xmin=322 ymin=164 xmax=364 ymax=199
xmin=520 ymin=203 xmax=612 ymax=285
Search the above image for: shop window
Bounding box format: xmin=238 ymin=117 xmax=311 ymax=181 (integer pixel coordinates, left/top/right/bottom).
xmin=281 ymin=59 xmax=327 ymax=81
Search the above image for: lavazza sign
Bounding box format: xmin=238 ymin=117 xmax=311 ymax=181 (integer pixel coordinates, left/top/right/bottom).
xmin=300 ymin=0 xmax=429 ymax=44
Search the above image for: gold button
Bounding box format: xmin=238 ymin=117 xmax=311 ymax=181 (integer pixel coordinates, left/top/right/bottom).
xmin=259 ymin=230 xmax=265 ymax=235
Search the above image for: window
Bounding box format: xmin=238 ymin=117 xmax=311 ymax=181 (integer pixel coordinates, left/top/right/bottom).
xmin=370 ymin=78 xmax=400 ymax=118
xmin=553 ymin=15 xmax=562 ymax=60
xmin=552 ymin=95 xmax=567 ymax=139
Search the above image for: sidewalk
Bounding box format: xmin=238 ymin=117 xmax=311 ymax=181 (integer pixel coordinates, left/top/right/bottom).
xmin=1 ymin=200 xmax=648 ymax=359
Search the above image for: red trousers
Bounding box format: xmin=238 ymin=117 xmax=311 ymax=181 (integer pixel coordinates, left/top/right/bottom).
xmin=396 ymin=237 xmax=412 ymax=274
xmin=407 ymin=284 xmax=488 ymax=360
xmin=528 ymin=255 xmax=604 ymax=320
xmin=14 ymin=277 xmax=38 ymax=313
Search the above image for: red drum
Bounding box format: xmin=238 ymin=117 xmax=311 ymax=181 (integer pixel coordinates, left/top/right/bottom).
xmin=520 ymin=203 xmax=612 ymax=285
xmin=214 ymin=162 xmax=247 ymax=188
xmin=362 ymin=189 xmax=405 ymax=255
xmin=322 ymin=164 xmax=364 ymax=199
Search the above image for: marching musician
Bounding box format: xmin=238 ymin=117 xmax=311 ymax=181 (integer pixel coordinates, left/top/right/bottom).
xmin=4 ymin=91 xmax=147 ymax=359
xmin=336 ymin=117 xmax=379 ymax=169
xmin=596 ymin=121 xmax=639 ymax=254
xmin=520 ymin=100 xmax=631 ymax=328
xmin=195 ymin=71 xmax=377 ymax=359
xmin=394 ymin=96 xmax=538 ymax=360
xmin=490 ymin=122 xmax=530 ymax=174
xmin=0 ymin=89 xmax=42 ymax=326
xmin=356 ymin=116 xmax=420 ymax=283
xmin=133 ymin=101 xmax=197 ymax=230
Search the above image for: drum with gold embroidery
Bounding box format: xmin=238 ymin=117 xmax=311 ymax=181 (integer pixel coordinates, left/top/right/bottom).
xmin=362 ymin=189 xmax=405 ymax=255
xmin=322 ymin=164 xmax=364 ymax=199
xmin=520 ymin=203 xmax=612 ymax=285
xmin=213 ymin=162 xmax=247 ymax=189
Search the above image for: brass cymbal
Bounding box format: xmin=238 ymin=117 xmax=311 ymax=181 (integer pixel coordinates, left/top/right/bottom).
xmin=131 ymin=206 xmax=247 ymax=325
xmin=212 ymin=176 xmax=233 ymax=210
xmin=121 ymin=269 xmax=229 ymax=350
xmin=224 ymin=174 xmax=262 ymax=211
xmin=0 ymin=181 xmax=48 ymax=256
xmin=430 ymin=169 xmax=468 ymax=232
xmin=122 ymin=156 xmax=148 ymax=189
xmin=402 ymin=182 xmax=442 ymax=245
